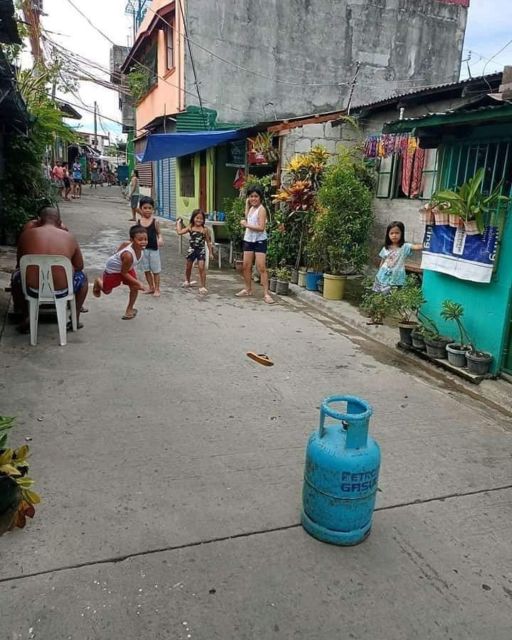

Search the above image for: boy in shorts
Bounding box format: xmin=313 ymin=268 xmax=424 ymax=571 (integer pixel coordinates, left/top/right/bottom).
xmin=138 ymin=196 xmax=164 ymax=297
xmin=93 ymin=225 xmax=148 ymax=319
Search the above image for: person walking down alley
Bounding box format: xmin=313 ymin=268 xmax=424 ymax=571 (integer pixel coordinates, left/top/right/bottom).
xmin=72 ymin=160 xmax=82 ymax=199
xmin=93 ymin=225 xmax=148 ymax=320
xmin=138 ymin=196 xmax=164 ymax=297
xmin=128 ymin=170 xmax=140 ymax=222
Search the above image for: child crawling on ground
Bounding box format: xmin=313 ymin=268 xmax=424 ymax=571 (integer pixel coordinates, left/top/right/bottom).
xmin=93 ymin=224 xmax=148 ymax=319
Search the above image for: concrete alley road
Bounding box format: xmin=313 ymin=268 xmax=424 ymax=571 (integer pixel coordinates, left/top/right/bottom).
xmin=1 ymin=190 xmax=511 ymax=640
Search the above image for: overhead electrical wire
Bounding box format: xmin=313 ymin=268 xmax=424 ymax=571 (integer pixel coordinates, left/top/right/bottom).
xmin=60 ymin=0 xmax=266 ymax=118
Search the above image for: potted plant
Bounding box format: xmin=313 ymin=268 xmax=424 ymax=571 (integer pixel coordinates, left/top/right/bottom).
xmin=313 ymin=153 xmax=374 ymax=300
xmin=433 ymin=168 xmax=510 ymax=236
xmin=417 ymin=314 xmax=451 ymax=359
xmin=225 ymin=197 xmax=246 ymax=266
xmin=388 ymin=276 xmax=425 ymax=346
xmin=276 ymin=266 xmax=291 ymax=295
xmin=0 ymin=416 xmax=41 ymax=535
xmin=419 ymin=203 xmax=434 ymax=226
xmin=466 ymin=349 xmax=493 ymax=375
xmin=360 ymin=284 xmax=393 ymax=325
xmin=269 ymin=270 xmax=277 ymax=292
xmin=440 ymin=300 xmax=472 ymax=367
xmin=298 ymin=268 xmax=307 ymax=287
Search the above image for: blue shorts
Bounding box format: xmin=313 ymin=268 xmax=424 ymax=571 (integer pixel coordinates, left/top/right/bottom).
xmin=141 ymin=249 xmax=161 ymax=274
xmin=186 ymin=248 xmax=206 ymax=262
xmin=24 ymin=270 xmax=87 ymax=298
xmin=130 ymin=195 xmax=139 ymax=209
xmin=243 ymin=240 xmax=268 ymax=254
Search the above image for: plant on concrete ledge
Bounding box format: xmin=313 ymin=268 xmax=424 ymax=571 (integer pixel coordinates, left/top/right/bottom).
xmin=276 ymin=266 xmax=291 ymax=295
xmin=360 ymin=283 xmax=393 ymax=325
xmin=440 ymin=299 xmax=492 ymax=373
xmin=388 ymin=276 xmax=425 ymax=345
xmin=0 ymin=417 xmax=41 ymax=535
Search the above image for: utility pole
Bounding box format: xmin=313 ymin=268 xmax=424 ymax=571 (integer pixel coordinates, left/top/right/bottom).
xmin=22 ymin=0 xmax=45 ymax=67
xmin=346 ymin=61 xmax=361 ymax=115
xmin=94 ymin=101 xmax=98 ymax=149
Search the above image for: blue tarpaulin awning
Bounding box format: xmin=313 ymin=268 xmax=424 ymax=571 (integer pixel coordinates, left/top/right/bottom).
xmin=140 ymin=129 xmax=248 ymax=162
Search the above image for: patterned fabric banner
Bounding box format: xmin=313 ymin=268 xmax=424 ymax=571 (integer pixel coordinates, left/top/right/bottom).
xmin=422 ymin=224 xmax=497 ymax=283
xmin=435 ymin=0 xmax=470 ymax=7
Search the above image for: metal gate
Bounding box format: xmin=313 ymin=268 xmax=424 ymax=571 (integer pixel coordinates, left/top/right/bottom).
xmin=156 ymin=157 xmax=176 ymax=220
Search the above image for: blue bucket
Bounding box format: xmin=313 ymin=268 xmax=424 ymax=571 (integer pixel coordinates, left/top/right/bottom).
xmin=305 ymin=272 xmax=323 ymax=291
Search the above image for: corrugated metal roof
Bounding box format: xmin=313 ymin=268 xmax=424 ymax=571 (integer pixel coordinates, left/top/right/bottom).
xmin=175 ymin=106 xmax=218 ymax=132
xmin=384 ymin=102 xmax=512 ymax=134
xmin=351 ymin=72 xmax=503 ymax=113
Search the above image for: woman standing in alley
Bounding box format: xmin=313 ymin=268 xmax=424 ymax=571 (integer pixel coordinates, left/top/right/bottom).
xmin=128 ymin=169 xmax=140 ymax=222
xmin=236 ymin=186 xmax=273 ymax=304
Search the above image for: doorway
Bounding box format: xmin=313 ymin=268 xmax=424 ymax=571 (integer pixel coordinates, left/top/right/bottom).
xmin=199 ymin=151 xmax=207 ymax=212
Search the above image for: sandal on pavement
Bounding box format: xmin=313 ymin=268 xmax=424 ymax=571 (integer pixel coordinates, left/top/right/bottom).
xmin=67 ymin=321 xmax=84 ymax=331
xmin=198 ymin=287 xmax=208 ymax=295
xmin=122 ymin=309 xmax=138 ymax=320
xmin=236 ymin=289 xmax=253 ymax=297
xmin=264 ymin=294 xmax=275 ymax=305
xmin=246 ymin=352 xmax=274 ymax=366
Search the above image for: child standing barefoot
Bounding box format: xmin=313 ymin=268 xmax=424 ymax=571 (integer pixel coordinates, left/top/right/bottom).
xmin=176 ymin=210 xmax=214 ymax=295
xmin=138 ymin=196 xmax=164 ymax=297
xmin=93 ymin=225 xmax=148 ymax=319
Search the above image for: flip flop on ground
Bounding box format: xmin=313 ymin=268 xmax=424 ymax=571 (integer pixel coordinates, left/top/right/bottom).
xmin=246 ymin=352 xmax=274 ymax=366
xmin=236 ymin=289 xmax=253 ymax=297
xmin=122 ymin=309 xmax=138 ymax=320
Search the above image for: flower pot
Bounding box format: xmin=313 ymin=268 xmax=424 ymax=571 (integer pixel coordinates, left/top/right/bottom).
xmin=0 ymin=476 xmax=21 ymax=536
xmin=411 ymin=330 xmax=426 ymax=351
xmin=463 ymin=220 xmax=480 ymax=236
xmin=398 ymin=322 xmax=418 ymax=347
xmin=298 ymin=269 xmax=307 ymax=287
xmin=449 ymin=214 xmax=462 ymax=228
xmin=322 ymin=273 xmax=346 ymax=300
xmin=305 ymin=271 xmax=323 ymax=291
xmin=424 ymin=336 xmax=451 ymax=359
xmin=290 ymin=269 xmax=299 ymax=285
xmin=466 ymin=350 xmax=493 ymax=375
xmin=433 ymin=208 xmax=449 ymax=226
xmin=446 ymin=343 xmax=470 ymax=368
xmin=276 ymin=280 xmax=290 ymax=295
xmin=269 ymin=276 xmax=277 ymax=292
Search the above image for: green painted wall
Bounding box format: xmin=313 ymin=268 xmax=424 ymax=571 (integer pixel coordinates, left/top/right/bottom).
xmin=421 ymin=124 xmax=512 ymax=374
xmin=127 ymin=129 xmax=136 ymax=175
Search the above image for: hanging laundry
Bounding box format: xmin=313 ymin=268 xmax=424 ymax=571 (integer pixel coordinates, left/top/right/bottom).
xmin=233 ymin=168 xmax=245 ymax=190
xmin=401 ymin=145 xmax=426 ymax=197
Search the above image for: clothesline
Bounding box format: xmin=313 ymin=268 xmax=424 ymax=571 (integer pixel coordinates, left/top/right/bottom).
xmin=364 ymin=133 xmax=419 ymax=159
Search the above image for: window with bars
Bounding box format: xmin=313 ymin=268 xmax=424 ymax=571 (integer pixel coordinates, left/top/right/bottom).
xmin=179 ymin=155 xmax=195 ymax=198
xmin=376 ymin=148 xmax=438 ymax=200
xmin=439 ymin=141 xmax=512 ymax=196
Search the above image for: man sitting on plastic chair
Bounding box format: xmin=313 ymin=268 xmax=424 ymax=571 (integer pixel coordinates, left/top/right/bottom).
xmin=11 ymin=207 xmax=88 ymax=336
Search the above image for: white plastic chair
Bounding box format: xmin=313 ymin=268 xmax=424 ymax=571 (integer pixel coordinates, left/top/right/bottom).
xmin=207 ymin=224 xmax=233 ymax=269
xmin=19 ymin=255 xmax=77 ymax=346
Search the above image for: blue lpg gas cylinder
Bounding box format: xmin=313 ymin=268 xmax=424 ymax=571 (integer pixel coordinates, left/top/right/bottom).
xmin=301 ymin=395 xmax=380 ymax=545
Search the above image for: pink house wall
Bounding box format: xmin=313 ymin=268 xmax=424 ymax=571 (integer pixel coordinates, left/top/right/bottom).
xmin=135 ymin=0 xmax=185 ymax=132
